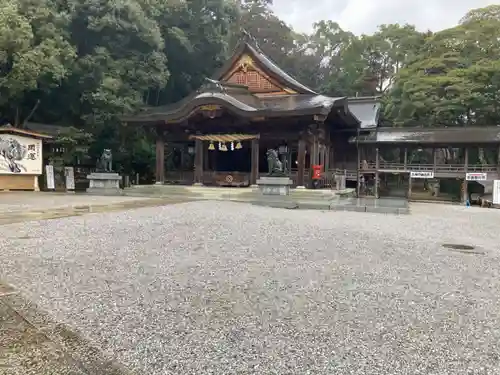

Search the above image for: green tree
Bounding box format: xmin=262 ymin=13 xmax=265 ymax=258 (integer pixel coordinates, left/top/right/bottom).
xmin=385 ymin=6 xmax=500 ymax=127
xmin=153 ymin=0 xmax=238 ymax=104
xmin=319 ymin=23 xmax=425 ymax=97
xmin=0 ymin=0 xmax=75 ymax=126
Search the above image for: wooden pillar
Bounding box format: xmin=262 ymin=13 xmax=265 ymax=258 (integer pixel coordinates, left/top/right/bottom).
xmin=194 ymin=138 xmax=203 ymax=185
xmin=308 ymin=128 xmax=319 ymax=167
xmin=324 ymin=145 xmax=330 ymax=171
xmin=356 ymin=144 xmax=361 ymax=196
xmin=329 ymin=145 xmax=335 ymax=170
xmin=212 ymin=146 xmax=218 ymax=171
xmin=463 ymin=147 xmax=469 ymax=203
xmin=155 ymin=129 xmax=164 ymax=184
xmin=250 ymin=138 xmax=259 ymax=186
xmin=297 ymin=139 xmax=306 ymax=188
xmin=497 ymin=145 xmax=500 ymax=174
xmin=203 ymin=143 xmax=209 ymax=170
xmin=308 ymin=131 xmax=319 ymax=188
xmin=375 ymin=147 xmax=380 ymax=198
xmin=179 ymin=144 xmax=185 ymax=171
xmin=433 ymin=148 xmax=437 ymax=171
xmin=314 ymin=139 xmax=320 ymax=165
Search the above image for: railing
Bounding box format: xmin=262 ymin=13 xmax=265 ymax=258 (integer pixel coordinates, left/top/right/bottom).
xmin=361 ymin=162 xmax=498 ymax=173
xmin=289 ymin=168 xmax=358 ymax=188
xmin=329 ymin=168 xmax=357 ymax=180
xmin=467 ymin=164 xmax=498 ymax=172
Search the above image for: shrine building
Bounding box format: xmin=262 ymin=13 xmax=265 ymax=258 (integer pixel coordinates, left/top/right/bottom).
xmin=123 ymin=36 xmax=500 ymax=202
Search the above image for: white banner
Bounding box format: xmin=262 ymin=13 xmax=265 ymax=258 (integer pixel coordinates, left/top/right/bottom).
xmin=64 ymin=167 xmax=75 ymax=190
xmin=493 ymin=180 xmax=500 ymax=205
xmin=0 ymin=134 xmax=42 ymax=174
xmin=466 ymin=172 xmax=487 ymax=181
xmin=45 ymin=165 xmax=55 ymax=190
xmin=410 ymin=171 xmax=434 ymax=179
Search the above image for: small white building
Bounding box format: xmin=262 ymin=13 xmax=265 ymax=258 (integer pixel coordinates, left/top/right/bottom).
xmin=0 ymin=125 xmax=52 ymax=191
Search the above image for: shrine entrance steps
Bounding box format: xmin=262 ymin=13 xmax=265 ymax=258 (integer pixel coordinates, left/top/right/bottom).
xmin=123 ymin=184 xmax=408 ymax=214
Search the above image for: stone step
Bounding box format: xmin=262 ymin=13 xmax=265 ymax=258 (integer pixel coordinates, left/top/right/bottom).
xmin=124 ymin=186 xmax=356 ymax=202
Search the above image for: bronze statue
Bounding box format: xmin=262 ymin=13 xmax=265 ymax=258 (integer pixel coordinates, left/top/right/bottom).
xmin=266 ymin=149 xmax=285 ymax=176
xmin=97 ymin=149 xmax=113 ymax=172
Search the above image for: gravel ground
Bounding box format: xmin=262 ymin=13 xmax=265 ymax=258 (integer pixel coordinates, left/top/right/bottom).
xmin=1 ymin=201 xmax=500 ymax=374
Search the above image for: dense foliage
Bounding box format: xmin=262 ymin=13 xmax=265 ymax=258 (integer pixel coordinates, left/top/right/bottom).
xmin=1 ymin=0 xmax=499 ymax=175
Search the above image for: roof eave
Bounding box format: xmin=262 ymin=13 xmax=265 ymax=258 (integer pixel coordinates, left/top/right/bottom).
xmin=0 ymin=126 xmax=53 ymax=139
xmin=331 ymin=98 xmax=361 ymax=127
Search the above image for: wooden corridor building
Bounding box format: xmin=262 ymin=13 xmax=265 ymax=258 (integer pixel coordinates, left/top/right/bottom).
xmin=123 ymin=35 xmax=500 ymax=201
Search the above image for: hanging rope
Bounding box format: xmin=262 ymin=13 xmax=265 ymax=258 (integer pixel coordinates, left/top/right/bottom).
xmin=189 ymin=134 xmax=259 ymax=142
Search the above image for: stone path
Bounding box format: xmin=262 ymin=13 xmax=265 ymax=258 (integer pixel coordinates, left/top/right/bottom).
xmin=0 ymin=192 xmax=151 ymax=214
xmin=0 ymin=192 xmax=190 ymax=224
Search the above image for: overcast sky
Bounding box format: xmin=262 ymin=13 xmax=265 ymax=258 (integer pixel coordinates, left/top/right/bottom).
xmin=271 ymin=0 xmax=499 ymax=35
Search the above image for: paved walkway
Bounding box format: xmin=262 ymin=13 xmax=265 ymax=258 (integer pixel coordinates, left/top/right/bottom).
xmin=0 ymin=192 xmax=190 ymax=225
xmin=0 ymin=192 xmax=151 ymax=214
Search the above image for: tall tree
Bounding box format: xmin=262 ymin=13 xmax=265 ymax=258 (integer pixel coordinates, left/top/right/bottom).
xmin=385 ymin=6 xmax=500 ymax=127
xmin=0 ymin=0 xmax=75 ymax=126
xmin=153 ymin=0 xmax=238 ymax=104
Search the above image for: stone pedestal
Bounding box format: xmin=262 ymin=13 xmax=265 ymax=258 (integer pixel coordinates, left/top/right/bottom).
xmin=256 ymin=176 xmax=293 ymax=196
xmin=335 ymin=175 xmax=346 ymax=190
xmin=86 ymin=172 xmax=122 ymax=195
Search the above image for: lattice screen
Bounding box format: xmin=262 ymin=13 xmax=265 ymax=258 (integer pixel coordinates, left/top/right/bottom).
xmin=228 ymin=70 xmax=279 ymax=92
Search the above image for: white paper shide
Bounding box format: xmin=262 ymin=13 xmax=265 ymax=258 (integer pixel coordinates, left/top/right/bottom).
xmin=0 ymin=134 xmax=42 ymax=174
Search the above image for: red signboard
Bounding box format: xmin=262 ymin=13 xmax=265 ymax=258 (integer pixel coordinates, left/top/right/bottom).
xmin=312 ymin=165 xmax=322 ymax=180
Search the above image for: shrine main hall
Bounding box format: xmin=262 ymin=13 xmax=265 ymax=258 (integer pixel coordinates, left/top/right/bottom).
xmin=123 ymin=36 xmax=500 ymax=201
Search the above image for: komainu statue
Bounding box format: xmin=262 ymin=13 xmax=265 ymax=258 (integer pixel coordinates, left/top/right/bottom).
xmin=97 ymin=149 xmax=113 ymax=172
xmin=266 ymin=149 xmax=285 ymax=176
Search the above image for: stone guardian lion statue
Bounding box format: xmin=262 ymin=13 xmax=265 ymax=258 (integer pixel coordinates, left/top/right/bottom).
xmin=97 ymin=149 xmax=113 ymax=172
xmin=266 ymin=149 xmax=284 ymax=176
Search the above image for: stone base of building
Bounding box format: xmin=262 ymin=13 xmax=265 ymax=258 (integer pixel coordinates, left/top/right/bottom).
xmin=86 ymin=172 xmax=122 ymax=195
xmin=256 ymin=176 xmax=293 ymax=196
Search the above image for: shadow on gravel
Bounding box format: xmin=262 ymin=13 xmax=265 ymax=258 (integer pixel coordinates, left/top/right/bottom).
xmin=442 ymin=243 xmax=485 ymax=255
xmin=0 ymin=281 xmax=132 ymax=375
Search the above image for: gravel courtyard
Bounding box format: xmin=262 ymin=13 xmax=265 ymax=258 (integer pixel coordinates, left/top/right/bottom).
xmin=1 ymin=201 xmax=500 ymax=374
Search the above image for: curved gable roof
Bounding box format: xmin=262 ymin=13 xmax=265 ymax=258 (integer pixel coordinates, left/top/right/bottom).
xmin=214 ymin=38 xmax=317 ymax=95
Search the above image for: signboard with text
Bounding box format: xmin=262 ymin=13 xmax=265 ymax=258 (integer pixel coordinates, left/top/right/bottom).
xmin=493 ymin=180 xmax=500 ymax=205
xmin=410 ymin=171 xmax=434 ymax=179
xmin=64 ymin=167 xmax=75 ymax=190
xmin=45 ymin=165 xmax=55 ymax=190
xmin=466 ymin=172 xmax=487 ymax=181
